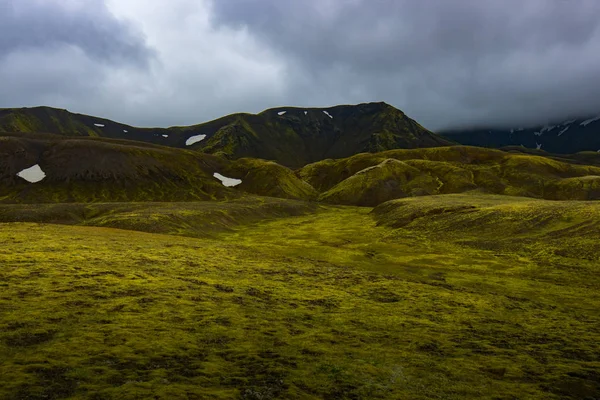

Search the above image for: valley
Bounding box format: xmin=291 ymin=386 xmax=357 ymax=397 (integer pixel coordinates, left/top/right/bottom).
xmin=0 ymin=195 xmax=598 ymax=399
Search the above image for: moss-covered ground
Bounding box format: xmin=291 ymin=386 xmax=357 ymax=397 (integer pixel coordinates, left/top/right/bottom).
xmin=0 ymin=195 xmax=599 ymax=399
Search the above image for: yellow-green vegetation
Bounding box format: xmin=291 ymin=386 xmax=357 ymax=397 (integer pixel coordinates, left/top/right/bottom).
xmin=0 ymin=197 xmax=317 ymax=238
xmin=1 ymin=194 xmax=599 ymax=399
xmin=300 ymin=146 xmax=600 ymax=205
xmin=225 ymin=158 xmax=318 ymax=200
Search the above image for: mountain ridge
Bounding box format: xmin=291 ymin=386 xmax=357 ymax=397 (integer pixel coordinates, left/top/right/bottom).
xmin=0 ymin=102 xmax=453 ymax=167
xmin=440 ymin=113 xmax=600 ymax=154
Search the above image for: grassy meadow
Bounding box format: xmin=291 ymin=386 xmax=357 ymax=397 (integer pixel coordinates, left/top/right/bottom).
xmin=0 ymin=195 xmax=599 ymax=399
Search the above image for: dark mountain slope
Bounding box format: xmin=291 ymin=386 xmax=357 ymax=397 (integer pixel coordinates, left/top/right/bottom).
xmin=0 ymin=133 xmax=320 ymax=203
xmin=0 ymin=103 xmax=453 ymax=167
xmin=440 ymin=114 xmax=600 ymax=154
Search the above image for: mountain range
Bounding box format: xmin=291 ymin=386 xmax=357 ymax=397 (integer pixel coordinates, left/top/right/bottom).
xmin=0 ymin=102 xmax=451 ymax=168
xmin=440 ymin=114 xmax=600 ymax=154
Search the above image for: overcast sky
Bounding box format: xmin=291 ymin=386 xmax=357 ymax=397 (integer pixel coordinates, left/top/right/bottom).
xmin=1 ymin=0 xmax=600 ymax=131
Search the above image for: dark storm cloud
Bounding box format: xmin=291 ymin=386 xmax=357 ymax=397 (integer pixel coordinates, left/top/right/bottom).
xmin=0 ymin=0 xmax=153 ymax=66
xmin=209 ymin=0 xmax=600 ymax=130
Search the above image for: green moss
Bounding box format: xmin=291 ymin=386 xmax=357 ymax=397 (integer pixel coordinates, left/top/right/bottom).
xmin=0 ymin=195 xmax=599 ymax=398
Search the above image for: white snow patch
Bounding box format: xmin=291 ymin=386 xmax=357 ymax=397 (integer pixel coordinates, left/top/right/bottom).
xmin=536 ymin=142 xmax=542 ymax=150
xmin=213 ymin=173 xmax=242 ymax=187
xmin=562 ymin=119 xmax=576 ymax=125
xmin=558 ymin=126 xmax=569 ymax=136
xmin=581 ymin=116 xmax=600 ymax=127
xmin=185 ymin=134 xmax=207 ymax=146
xmin=123 ymin=129 xmax=128 ymax=133
xmin=534 ymin=131 xmax=542 ymax=136
xmin=323 ymin=110 xmax=333 ymax=119
xmin=304 ymin=111 xmax=308 ymax=115
xmin=540 ymin=125 xmax=556 ymax=133
xmin=277 ymin=111 xmax=287 ymax=116
xmin=162 ymin=134 xmax=169 ymax=138
xmin=17 ymin=164 xmax=46 ymax=183
xmin=94 ymin=123 xmax=105 ymax=127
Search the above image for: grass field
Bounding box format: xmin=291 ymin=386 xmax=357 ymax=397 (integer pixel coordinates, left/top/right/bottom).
xmin=0 ymin=195 xmax=599 ymax=399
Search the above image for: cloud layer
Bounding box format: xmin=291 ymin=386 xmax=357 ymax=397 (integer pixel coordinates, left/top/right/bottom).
xmin=1 ymin=0 xmax=600 ymax=130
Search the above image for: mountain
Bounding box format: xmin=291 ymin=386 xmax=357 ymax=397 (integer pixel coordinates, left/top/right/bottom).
xmin=0 ymin=102 xmax=453 ymax=167
xmin=439 ymin=114 xmax=600 ymax=154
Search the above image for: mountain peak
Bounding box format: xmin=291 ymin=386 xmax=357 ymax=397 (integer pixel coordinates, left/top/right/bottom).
xmin=0 ymin=102 xmax=451 ymax=167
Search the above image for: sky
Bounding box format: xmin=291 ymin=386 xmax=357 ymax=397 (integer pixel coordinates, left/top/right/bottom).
xmin=1 ymin=0 xmax=600 ymax=131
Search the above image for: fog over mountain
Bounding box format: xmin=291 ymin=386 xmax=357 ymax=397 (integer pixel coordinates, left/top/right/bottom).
xmin=1 ymin=0 xmax=600 ymax=130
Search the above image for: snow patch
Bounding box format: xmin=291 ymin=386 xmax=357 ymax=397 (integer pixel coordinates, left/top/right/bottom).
xmin=213 ymin=173 xmax=242 ymax=187
xmin=162 ymin=134 xmax=169 ymax=138
xmin=536 ymin=142 xmax=542 ymax=150
xmin=323 ymin=110 xmax=333 ymax=119
xmin=558 ymin=126 xmax=569 ymax=136
xmin=185 ymin=134 xmax=207 ymax=146
xmin=17 ymin=164 xmax=46 ymax=183
xmin=304 ymin=111 xmax=308 ymax=115
xmin=541 ymin=125 xmax=555 ymax=133
xmin=94 ymin=123 xmax=105 ymax=127
xmin=277 ymin=111 xmax=287 ymax=116
xmin=123 ymin=129 xmax=128 ymax=133
xmin=510 ymin=129 xmax=514 ymax=133
xmin=562 ymin=119 xmax=576 ymax=125
xmin=581 ymin=116 xmax=600 ymax=127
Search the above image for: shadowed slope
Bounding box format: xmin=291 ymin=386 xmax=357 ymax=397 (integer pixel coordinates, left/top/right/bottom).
xmin=0 ymin=103 xmax=453 ymax=167
xmin=0 ymin=135 xmax=235 ymax=203
xmin=0 ymin=134 xmax=319 ymax=203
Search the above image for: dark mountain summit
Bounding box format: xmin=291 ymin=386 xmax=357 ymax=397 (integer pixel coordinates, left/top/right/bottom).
xmin=439 ymin=114 xmax=600 ymax=154
xmin=0 ymin=102 xmax=452 ymax=167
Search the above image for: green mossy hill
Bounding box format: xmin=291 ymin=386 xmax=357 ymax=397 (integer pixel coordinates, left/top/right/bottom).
xmin=0 ymin=197 xmax=317 ymax=238
xmin=372 ymin=193 xmax=600 ymax=260
xmin=318 ymin=159 xmax=442 ymax=206
xmin=224 ymin=158 xmax=318 ymax=200
xmin=300 ymin=145 xmax=600 ymax=205
xmin=0 ymin=135 xmax=234 ymax=203
xmin=1 ymin=103 xmax=454 ymax=167
xmin=0 ymin=107 xmax=100 ymax=137
xmin=0 ymin=134 xmax=319 ymax=203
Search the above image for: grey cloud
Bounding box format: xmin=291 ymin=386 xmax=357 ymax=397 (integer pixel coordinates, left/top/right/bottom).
xmin=0 ymin=0 xmax=153 ymax=66
xmin=210 ymin=0 xmax=600 ymax=130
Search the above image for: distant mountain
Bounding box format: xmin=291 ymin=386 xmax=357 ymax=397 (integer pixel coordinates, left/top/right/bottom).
xmin=439 ymin=114 xmax=600 ymax=154
xmin=0 ymin=102 xmax=453 ymax=168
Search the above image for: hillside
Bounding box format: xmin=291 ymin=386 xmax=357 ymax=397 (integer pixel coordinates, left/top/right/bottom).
xmin=6 ymin=133 xmax=600 ymax=206
xmin=0 ymin=134 xmax=317 ymax=203
xmin=300 ymin=146 xmax=600 ymax=206
xmin=440 ymin=114 xmax=600 ymax=154
xmin=0 ymin=103 xmax=453 ymax=167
